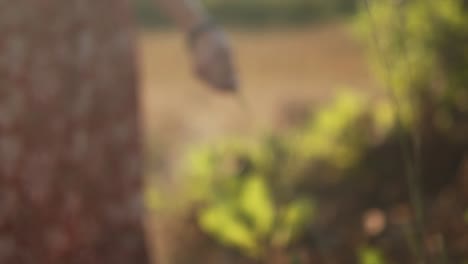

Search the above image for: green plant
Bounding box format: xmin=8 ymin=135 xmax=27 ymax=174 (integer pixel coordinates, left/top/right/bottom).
xmin=355 ymin=0 xmax=468 ymax=129
xmin=183 ymin=139 xmax=317 ymax=257
xmin=355 ymin=1 xmax=468 ymax=262
xmin=358 ymin=246 xmax=387 ymax=264
xmin=146 ymin=1 xmax=468 ymax=262
xmin=176 ymin=90 xmax=396 ymax=258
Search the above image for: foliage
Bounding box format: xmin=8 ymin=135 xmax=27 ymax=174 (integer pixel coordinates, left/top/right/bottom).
xmin=358 ymin=246 xmax=387 ymax=264
xmin=355 ymin=0 xmax=468 ymax=131
xmin=134 ymin=0 xmax=358 ymax=27
xmin=147 ymin=0 xmax=468 ymax=262
xmin=174 ymin=90 xmax=394 ymax=257
xmin=291 ymin=91 xmax=370 ymax=169
xmin=183 ymin=139 xmax=317 ymax=257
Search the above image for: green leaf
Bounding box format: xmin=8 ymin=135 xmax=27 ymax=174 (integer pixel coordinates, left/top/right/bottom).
xmin=358 ymin=246 xmax=386 ymax=264
xmin=198 ymin=204 xmax=258 ymax=254
xmin=273 ymin=198 xmax=316 ymax=246
xmin=239 ymin=176 xmax=275 ymax=237
xmin=283 ymin=198 xmax=316 ymax=229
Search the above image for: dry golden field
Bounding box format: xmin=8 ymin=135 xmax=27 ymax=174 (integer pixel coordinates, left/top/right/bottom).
xmin=138 ymin=23 xmax=375 ymax=175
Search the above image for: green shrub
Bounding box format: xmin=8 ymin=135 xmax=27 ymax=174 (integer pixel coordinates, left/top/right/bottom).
xmin=359 ymin=246 xmax=387 ymax=264
xmin=182 ymin=138 xmax=317 ymax=257
xmin=134 ymin=0 xmax=358 ymax=27
xmin=147 ymin=0 xmax=468 ymax=262
xmin=355 ymin=0 xmax=468 ymax=132
xmin=172 ymin=91 xmax=392 ymax=257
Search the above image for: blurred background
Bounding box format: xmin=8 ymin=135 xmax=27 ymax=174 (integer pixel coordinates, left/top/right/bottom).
xmin=136 ymin=0 xmax=468 ymax=263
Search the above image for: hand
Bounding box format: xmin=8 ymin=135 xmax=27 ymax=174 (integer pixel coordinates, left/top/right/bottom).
xmin=190 ymin=28 xmax=238 ymax=92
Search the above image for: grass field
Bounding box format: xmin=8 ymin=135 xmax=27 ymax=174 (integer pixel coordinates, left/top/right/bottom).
xmin=138 ymin=23 xmax=376 ymax=263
